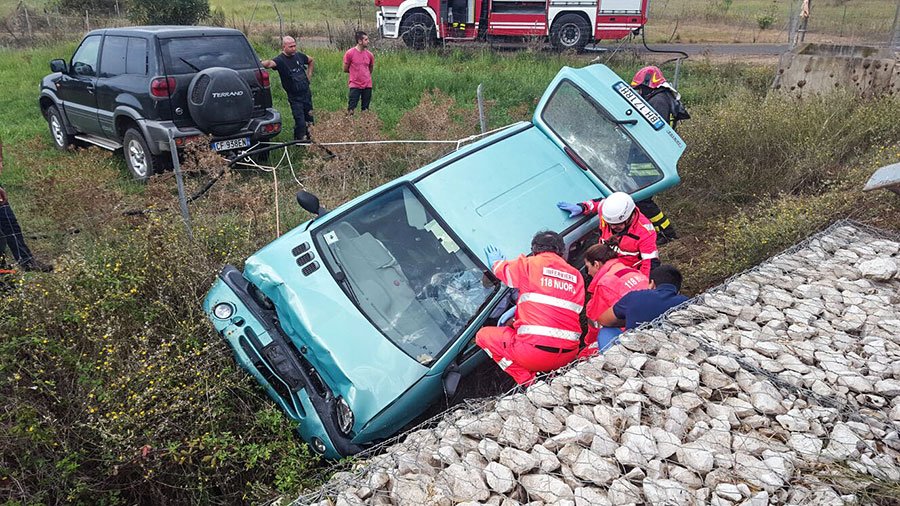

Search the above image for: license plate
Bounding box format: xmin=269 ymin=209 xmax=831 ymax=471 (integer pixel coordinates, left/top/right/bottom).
xmin=212 ymin=137 xmax=250 ymax=151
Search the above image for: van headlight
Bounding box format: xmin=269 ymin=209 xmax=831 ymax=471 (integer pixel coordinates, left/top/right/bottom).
xmin=212 ymin=302 xmax=234 ymax=320
xmin=334 ymin=397 xmax=354 ymax=435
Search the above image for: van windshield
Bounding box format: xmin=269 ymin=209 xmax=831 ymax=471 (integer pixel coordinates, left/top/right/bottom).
xmin=541 ymin=79 xmax=663 ymax=193
xmin=314 ymin=185 xmax=497 ymax=364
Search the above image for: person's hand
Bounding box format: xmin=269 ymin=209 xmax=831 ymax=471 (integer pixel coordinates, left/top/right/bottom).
xmin=0 ymin=187 xmax=6 ymax=205
xmin=498 ymin=306 xmax=516 ymax=326
xmin=557 ymin=201 xmax=583 ymax=218
xmin=485 ymin=244 xmax=505 ymax=267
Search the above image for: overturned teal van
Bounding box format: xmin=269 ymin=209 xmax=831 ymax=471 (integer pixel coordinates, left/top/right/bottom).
xmin=203 ymin=64 xmax=686 ymax=458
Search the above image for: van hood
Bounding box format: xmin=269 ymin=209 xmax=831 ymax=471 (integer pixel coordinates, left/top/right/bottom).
xmin=243 ymin=231 xmax=428 ymax=429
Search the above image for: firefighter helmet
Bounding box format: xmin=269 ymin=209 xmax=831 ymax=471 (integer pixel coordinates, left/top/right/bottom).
xmin=631 ymin=66 xmax=667 ymax=89
xmin=601 ymin=192 xmax=636 ymax=225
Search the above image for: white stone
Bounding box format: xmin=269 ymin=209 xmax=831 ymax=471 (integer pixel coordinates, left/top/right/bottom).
xmin=566 ymin=414 xmax=598 ymax=444
xmin=671 ymin=392 xmax=705 ymax=411
xmin=644 ymin=376 xmax=678 ymax=405
xmin=519 ymin=474 xmax=574 ymax=502
xmin=458 ymin=411 xmax=504 ymax=438
xmin=838 ymin=374 xmax=874 ymax=394
xmin=824 ymin=423 xmax=862 ymax=460
xmin=668 ymin=466 xmax=703 ymax=489
xmin=478 ymin=438 xmax=501 ymax=462
xmin=643 ymin=478 xmax=692 ymax=506
xmin=498 ymin=414 xmax=541 ymax=450
xmin=570 ymin=449 xmax=621 ymax=485
xmin=531 ymin=444 xmax=560 ymax=473
xmin=437 ymin=463 xmax=490 ymax=502
xmin=651 ymin=427 xmax=681 ymax=459
xmin=702 ymin=363 xmax=737 ymax=390
xmin=775 ymin=410 xmax=811 ymax=432
xmin=740 ymin=490 xmax=770 ymax=506
xmin=534 ymin=408 xmax=564 ymax=434
xmin=677 ymin=441 xmax=715 ymax=474
xmin=875 ymin=379 xmax=900 ymax=396
xmin=715 ymin=483 xmax=743 ymax=502
xmin=673 ymin=367 xmax=700 ymax=391
xmin=787 ymin=433 xmax=823 ymax=458
xmin=608 ymin=477 xmax=642 ymax=504
xmin=620 ymin=425 xmax=658 ymax=463
xmin=593 ymin=405 xmax=626 ymax=439
xmin=707 ymin=354 xmax=741 ymax=374
xmin=574 ymin=487 xmax=612 ymax=506
xmin=858 ymin=258 xmax=897 ymax=280
xmin=498 ymin=447 xmax=538 ymax=474
xmin=483 ymin=462 xmax=515 ymax=494
xmin=590 ymin=425 xmax=619 ymax=457
xmin=748 ymin=381 xmax=786 ymax=415
xmin=391 ymin=474 xmax=435 ymax=505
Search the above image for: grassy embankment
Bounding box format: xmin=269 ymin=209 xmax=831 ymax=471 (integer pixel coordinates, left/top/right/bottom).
xmin=1 ymin=41 xmax=900 ymax=504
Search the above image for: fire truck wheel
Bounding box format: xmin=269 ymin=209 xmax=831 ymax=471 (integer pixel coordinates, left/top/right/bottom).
xmin=550 ymin=13 xmax=590 ymax=51
xmin=401 ymin=12 xmax=436 ymax=50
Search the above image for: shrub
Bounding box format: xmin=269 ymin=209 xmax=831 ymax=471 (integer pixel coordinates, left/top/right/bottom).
xmin=757 ymin=13 xmax=775 ymax=30
xmin=128 ymin=0 xmax=210 ymax=26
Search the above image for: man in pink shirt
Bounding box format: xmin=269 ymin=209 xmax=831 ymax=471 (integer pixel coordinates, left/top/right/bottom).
xmin=343 ymin=31 xmax=374 ymax=113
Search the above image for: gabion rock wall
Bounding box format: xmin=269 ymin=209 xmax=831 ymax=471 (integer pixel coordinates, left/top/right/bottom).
xmin=298 ymin=221 xmax=900 ymax=506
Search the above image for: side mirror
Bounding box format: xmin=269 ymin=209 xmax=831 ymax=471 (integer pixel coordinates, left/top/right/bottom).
xmin=50 ymin=59 xmax=68 ymax=73
xmin=296 ymin=190 xmax=326 ymax=216
xmin=442 ymin=367 xmax=461 ymax=399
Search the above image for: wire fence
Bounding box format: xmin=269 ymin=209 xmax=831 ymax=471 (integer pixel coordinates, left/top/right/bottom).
xmin=295 ymin=219 xmax=900 ymax=505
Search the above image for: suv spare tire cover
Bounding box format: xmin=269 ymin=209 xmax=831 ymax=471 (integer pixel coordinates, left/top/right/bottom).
xmin=187 ymin=67 xmax=254 ymax=137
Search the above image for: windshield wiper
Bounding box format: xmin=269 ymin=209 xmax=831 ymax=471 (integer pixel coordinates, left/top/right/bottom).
xmin=179 ymin=57 xmax=201 ymax=72
xmin=323 ymin=243 xmax=360 ymax=306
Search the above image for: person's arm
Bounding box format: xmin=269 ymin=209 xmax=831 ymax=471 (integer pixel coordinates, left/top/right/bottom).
xmin=491 ymin=255 xmax=526 ymax=289
xmin=0 ymin=140 xmax=5 ymax=205
xmin=260 ymin=59 xmax=277 ymax=69
xmin=637 ymin=229 xmax=658 ymax=278
xmin=342 ymin=51 xmax=351 ymax=73
xmin=368 ymin=52 xmax=374 ymax=73
xmin=306 ymin=56 xmax=314 ymax=80
xmin=597 ymin=305 xmax=625 ymax=328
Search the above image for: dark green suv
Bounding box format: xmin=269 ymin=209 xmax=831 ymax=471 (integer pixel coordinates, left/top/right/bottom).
xmin=39 ymin=26 xmax=282 ymax=180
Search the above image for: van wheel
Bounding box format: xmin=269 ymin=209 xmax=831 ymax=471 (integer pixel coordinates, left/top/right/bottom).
xmin=550 ymin=14 xmax=590 ymax=51
xmin=123 ymin=128 xmax=162 ymax=181
xmin=401 ymin=12 xmax=436 ymax=50
xmin=47 ymin=105 xmax=73 ymax=151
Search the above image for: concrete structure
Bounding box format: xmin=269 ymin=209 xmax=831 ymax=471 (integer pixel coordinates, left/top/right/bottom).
xmin=772 ymin=43 xmax=900 ymax=98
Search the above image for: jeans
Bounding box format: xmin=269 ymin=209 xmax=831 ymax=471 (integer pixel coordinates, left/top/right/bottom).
xmin=0 ymin=202 xmax=34 ymax=265
xmin=348 ymin=87 xmax=372 ymax=112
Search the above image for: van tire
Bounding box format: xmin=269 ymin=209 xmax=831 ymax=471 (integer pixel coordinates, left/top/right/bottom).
xmin=123 ymin=128 xmax=163 ymax=181
xmin=47 ymin=105 xmax=74 ymax=151
xmin=401 ymin=12 xmax=436 ymax=50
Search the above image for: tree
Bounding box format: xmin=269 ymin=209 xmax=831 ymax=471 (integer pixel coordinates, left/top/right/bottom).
xmin=128 ymin=0 xmax=210 ymax=25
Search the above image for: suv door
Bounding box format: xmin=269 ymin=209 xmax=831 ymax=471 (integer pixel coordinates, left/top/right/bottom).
xmin=96 ymin=35 xmax=149 ymax=138
xmin=533 ymin=64 xmax=685 ymax=203
xmin=58 ymin=34 xmax=103 ymax=135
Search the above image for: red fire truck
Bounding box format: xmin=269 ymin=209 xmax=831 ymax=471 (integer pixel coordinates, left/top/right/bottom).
xmin=375 ymin=0 xmax=647 ymax=51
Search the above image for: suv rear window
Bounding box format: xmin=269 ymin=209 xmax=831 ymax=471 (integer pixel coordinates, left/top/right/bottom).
xmin=159 ymin=35 xmax=257 ymax=75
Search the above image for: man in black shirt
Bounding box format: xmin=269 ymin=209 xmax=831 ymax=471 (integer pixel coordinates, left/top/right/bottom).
xmin=262 ymin=36 xmax=315 ymax=141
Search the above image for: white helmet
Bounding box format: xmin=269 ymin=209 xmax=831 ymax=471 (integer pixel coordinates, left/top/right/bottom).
xmin=601 ymin=192 xmax=636 ymax=225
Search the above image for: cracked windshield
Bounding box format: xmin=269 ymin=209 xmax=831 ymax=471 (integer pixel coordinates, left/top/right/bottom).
xmin=314 ymin=186 xmax=497 ymax=364
xmin=541 ymin=80 xmax=663 ymax=193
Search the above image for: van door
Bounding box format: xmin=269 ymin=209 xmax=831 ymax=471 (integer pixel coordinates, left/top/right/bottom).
xmin=532 ymin=64 xmax=684 ymax=203
xmin=58 ymin=35 xmax=103 ymax=136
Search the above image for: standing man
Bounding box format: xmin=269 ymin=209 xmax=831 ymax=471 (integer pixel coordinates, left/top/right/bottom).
xmin=0 ymin=139 xmax=52 ymax=272
xmin=628 ymin=65 xmax=689 ymax=243
xmin=261 ymin=36 xmax=315 ymax=141
xmin=476 ymin=231 xmax=585 ymax=386
xmin=557 ymin=191 xmax=658 ymax=277
xmin=343 ymin=31 xmax=374 ymax=113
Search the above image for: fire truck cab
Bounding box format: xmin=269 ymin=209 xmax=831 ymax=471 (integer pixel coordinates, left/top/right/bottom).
xmin=375 ymin=0 xmax=647 ymax=51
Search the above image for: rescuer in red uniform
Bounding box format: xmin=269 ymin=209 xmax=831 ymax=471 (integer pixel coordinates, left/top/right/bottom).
xmin=475 ymin=231 xmax=585 ymax=386
xmin=557 ymin=192 xmax=658 ymax=278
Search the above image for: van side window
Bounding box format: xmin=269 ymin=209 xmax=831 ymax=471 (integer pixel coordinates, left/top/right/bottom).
xmin=71 ymin=35 xmax=102 ymax=77
xmin=100 ymin=35 xmax=128 ymax=77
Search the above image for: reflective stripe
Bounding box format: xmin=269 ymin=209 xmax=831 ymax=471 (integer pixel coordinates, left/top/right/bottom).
xmin=519 ymin=292 xmax=582 ymax=313
xmin=498 ymin=264 xmax=514 ymax=286
xmin=648 ymin=212 xmax=665 ymax=222
xmin=482 ymin=348 xmax=493 ymax=359
xmin=517 ymin=325 xmax=581 ymax=342
xmin=659 ymin=219 xmax=671 ymax=229
xmin=498 ymin=358 xmax=513 ymax=370
xmin=613 ymin=246 xmax=640 ymax=257
xmin=641 ymin=250 xmax=659 ymax=260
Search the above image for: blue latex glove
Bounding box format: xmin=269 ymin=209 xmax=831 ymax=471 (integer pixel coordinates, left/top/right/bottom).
xmin=557 ymin=201 xmax=583 ymax=218
xmin=485 ymin=244 xmax=506 ymax=267
xmin=498 ymin=306 xmax=516 ymax=325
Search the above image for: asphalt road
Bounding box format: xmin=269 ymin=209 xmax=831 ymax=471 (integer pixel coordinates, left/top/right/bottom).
xmin=599 ymin=42 xmax=790 ymax=56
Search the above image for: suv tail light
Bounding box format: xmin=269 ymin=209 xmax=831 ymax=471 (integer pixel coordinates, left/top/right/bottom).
xmin=256 ymin=69 xmax=270 ymax=88
xmin=150 ymin=77 xmax=176 ymax=98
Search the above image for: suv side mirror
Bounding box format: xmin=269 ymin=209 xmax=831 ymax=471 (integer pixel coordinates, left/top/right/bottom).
xmin=50 ymin=59 xmax=68 ymax=73
xmin=296 ymin=190 xmax=326 ymax=216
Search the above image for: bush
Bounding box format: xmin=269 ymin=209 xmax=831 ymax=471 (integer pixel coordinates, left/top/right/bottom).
xmin=757 ymin=14 xmax=775 ymax=30
xmin=128 ymin=0 xmax=210 ymax=26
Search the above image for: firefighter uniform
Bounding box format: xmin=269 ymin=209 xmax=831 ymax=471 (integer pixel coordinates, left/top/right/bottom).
xmin=579 ymin=259 xmax=648 ymax=359
xmin=580 ymin=199 xmax=659 ymax=278
xmin=476 ymin=252 xmax=585 ymax=386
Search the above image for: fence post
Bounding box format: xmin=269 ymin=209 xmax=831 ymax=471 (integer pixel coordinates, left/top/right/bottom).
xmin=84 ymin=10 xmax=89 ymax=31
xmin=24 ymin=5 xmax=32 ymax=39
xmin=476 ymin=83 xmax=486 ymax=134
xmin=890 ymin=0 xmax=900 ymax=51
xmin=167 ymin=133 xmax=194 ymax=240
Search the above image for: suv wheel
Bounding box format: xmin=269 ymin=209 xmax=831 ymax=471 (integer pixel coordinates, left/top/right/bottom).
xmin=123 ymin=128 xmax=160 ymax=181
xmin=47 ymin=105 xmax=73 ymax=151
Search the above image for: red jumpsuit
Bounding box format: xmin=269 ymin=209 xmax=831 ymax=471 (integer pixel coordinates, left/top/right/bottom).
xmin=578 ymin=259 xmax=649 ymax=359
xmin=476 ymin=252 xmax=585 ymax=386
xmin=580 ymin=199 xmax=658 ymax=278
